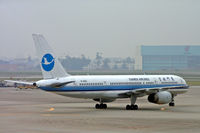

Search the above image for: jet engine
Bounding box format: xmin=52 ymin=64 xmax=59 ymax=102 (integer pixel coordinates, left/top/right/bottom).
xmin=148 ymin=91 xmax=172 ymax=104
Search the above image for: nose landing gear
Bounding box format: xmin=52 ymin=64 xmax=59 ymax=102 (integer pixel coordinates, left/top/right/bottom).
xmin=169 ymin=102 xmax=175 ymax=106
xmin=169 ymin=95 xmax=175 ymax=106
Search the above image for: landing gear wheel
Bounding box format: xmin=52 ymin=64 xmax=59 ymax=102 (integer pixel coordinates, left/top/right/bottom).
xmin=126 ymin=105 xmax=131 ymax=110
xmin=126 ymin=104 xmax=138 ymax=110
xmin=95 ymin=104 xmax=100 ymax=109
xmin=169 ymin=102 xmax=175 ymax=106
xmin=102 ymin=104 xmax=107 ymax=109
xmin=99 ymin=103 xmax=104 ymax=109
xmin=95 ymin=103 xmax=107 ymax=109
xmin=133 ymin=105 xmax=138 ymax=110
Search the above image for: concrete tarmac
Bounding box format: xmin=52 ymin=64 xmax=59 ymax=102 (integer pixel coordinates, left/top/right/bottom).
xmin=0 ymin=86 xmax=199 ymax=133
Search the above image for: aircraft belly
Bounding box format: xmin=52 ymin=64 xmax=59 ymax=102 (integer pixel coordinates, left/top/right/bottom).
xmin=51 ymin=91 xmax=127 ymax=99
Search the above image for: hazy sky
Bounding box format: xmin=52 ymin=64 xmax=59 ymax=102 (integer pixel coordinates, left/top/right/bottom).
xmin=0 ymin=0 xmax=200 ymax=59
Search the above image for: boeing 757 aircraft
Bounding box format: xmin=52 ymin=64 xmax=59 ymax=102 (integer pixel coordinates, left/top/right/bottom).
xmin=6 ymin=34 xmax=189 ymax=110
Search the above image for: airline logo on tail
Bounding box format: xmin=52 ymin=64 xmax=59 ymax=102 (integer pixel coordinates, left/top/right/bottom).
xmin=41 ymin=53 xmax=55 ymax=71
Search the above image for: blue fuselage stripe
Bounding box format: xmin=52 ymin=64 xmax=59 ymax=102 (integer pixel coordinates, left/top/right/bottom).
xmin=40 ymin=84 xmax=189 ymax=92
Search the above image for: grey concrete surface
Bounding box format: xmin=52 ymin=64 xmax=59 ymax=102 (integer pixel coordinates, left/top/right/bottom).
xmin=0 ymin=86 xmax=199 ymax=133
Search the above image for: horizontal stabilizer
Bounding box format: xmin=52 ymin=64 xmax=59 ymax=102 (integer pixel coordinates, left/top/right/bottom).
xmin=4 ymin=80 xmax=35 ymax=88
xmin=34 ymin=78 xmax=75 ymax=88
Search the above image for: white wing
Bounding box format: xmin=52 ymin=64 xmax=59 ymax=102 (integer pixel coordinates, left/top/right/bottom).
xmin=4 ymin=80 xmax=34 ymax=88
xmin=119 ymin=85 xmax=182 ymax=97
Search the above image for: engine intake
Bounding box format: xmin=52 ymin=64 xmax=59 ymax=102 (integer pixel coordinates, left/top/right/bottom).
xmin=148 ymin=91 xmax=172 ymax=104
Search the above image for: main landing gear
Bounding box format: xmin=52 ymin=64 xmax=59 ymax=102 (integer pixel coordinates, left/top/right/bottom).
xmin=126 ymin=95 xmax=138 ymax=110
xmin=126 ymin=104 xmax=138 ymax=110
xmin=95 ymin=103 xmax=107 ymax=109
xmin=94 ymin=98 xmax=107 ymax=109
xmin=169 ymin=96 xmax=175 ymax=106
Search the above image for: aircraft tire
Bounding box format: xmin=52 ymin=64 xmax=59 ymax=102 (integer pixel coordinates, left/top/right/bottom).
xmin=95 ymin=104 xmax=100 ymax=109
xmin=103 ymin=104 xmax=107 ymax=109
xmin=126 ymin=104 xmax=138 ymax=110
xmin=133 ymin=105 xmax=138 ymax=110
xmin=96 ymin=104 xmax=107 ymax=109
xmin=169 ymin=102 xmax=175 ymax=106
xmin=126 ymin=105 xmax=131 ymax=110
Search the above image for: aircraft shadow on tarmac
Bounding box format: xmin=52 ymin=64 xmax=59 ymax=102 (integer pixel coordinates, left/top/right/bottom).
xmin=41 ymin=103 xmax=200 ymax=116
xmin=48 ymin=106 xmax=169 ymax=111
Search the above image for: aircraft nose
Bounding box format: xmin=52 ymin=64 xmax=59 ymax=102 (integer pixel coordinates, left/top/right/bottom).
xmin=178 ymin=76 xmax=188 ymax=86
xmin=181 ymin=77 xmax=189 ymax=89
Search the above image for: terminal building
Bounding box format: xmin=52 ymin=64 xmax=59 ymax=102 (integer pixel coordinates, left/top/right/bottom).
xmin=141 ymin=45 xmax=200 ymax=70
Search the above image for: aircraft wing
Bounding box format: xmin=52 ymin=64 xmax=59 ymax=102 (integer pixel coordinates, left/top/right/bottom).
xmin=119 ymin=85 xmax=182 ymax=97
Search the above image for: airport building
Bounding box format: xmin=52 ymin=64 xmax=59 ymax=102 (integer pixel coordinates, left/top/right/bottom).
xmin=141 ymin=45 xmax=200 ymax=70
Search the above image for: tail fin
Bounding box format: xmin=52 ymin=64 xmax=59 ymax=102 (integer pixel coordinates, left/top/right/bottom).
xmin=32 ymin=34 xmax=70 ymax=79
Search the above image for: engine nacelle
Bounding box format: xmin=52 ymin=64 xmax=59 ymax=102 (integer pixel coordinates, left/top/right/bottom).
xmin=148 ymin=91 xmax=172 ymax=104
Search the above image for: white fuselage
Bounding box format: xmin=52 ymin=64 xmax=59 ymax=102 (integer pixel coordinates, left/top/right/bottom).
xmin=39 ymin=75 xmax=188 ymax=99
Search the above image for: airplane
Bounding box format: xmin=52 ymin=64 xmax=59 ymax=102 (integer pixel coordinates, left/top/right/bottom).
xmin=6 ymin=34 xmax=189 ymax=110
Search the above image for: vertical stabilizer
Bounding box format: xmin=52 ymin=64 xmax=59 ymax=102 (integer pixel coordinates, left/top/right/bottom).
xmin=32 ymin=34 xmax=69 ymax=79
